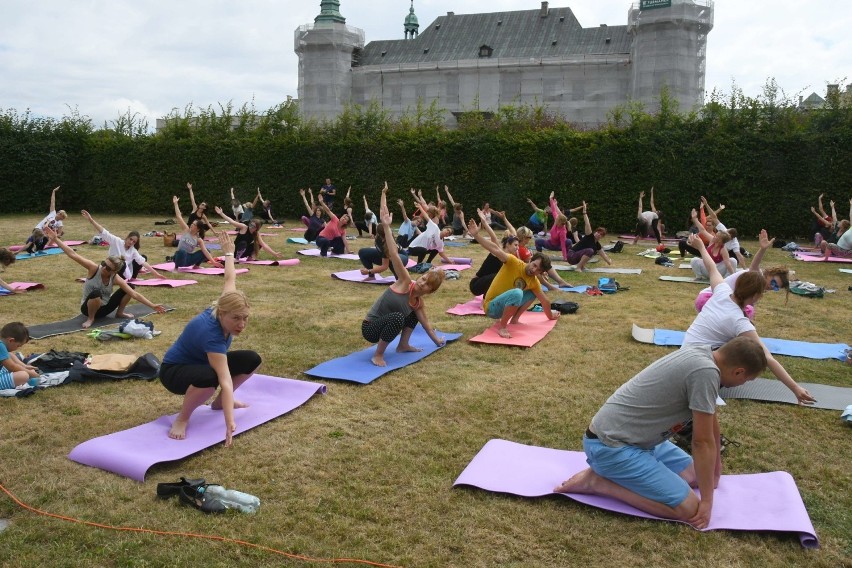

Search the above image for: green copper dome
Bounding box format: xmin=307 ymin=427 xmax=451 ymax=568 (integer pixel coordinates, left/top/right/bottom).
xmin=315 ymin=0 xmax=345 ymax=24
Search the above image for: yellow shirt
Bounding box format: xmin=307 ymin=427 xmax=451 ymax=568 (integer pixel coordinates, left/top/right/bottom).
xmin=482 ymin=255 xmax=542 ymax=313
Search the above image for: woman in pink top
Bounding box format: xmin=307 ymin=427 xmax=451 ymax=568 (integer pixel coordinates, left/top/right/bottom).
xmin=316 ymin=200 xmax=352 ymax=257
xmin=534 ymin=191 xmax=570 ymax=260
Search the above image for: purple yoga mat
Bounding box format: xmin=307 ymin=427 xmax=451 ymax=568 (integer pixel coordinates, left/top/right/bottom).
xmin=447 ymin=257 xmax=473 ymax=265
xmin=213 ymin=257 xmax=301 ymax=266
xmin=297 ymin=248 xmax=360 ymax=260
xmin=331 ymin=269 xmax=396 ymax=284
xmin=68 ymin=374 xmax=326 ymax=481
xmin=794 ymin=253 xmax=852 ymax=263
xmin=150 ymin=262 xmax=250 ymax=275
xmin=454 ymin=439 xmax=818 ymax=548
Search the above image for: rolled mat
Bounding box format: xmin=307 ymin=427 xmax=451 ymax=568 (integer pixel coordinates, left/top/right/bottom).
xmin=127 ymin=278 xmax=198 ymax=287
xmin=447 ymin=257 xmax=473 ymax=265
xmin=68 ymin=374 xmax=326 ymax=481
xmin=630 ymin=324 xmax=849 ymax=361
xmin=468 ymin=311 xmax=558 ymax=348
xmin=28 ymin=304 xmax=175 ymax=340
xmin=304 ymin=326 xmax=462 ymax=384
xmin=453 ymin=439 xmax=818 ymax=548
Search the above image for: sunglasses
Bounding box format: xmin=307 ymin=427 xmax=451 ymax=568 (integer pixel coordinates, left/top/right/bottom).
xmin=769 ymin=279 xmax=780 ymax=292
xmin=101 ymin=261 xmax=116 ymax=272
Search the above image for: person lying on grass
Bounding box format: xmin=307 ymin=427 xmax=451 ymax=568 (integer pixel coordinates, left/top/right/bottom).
xmin=555 ymin=335 xmax=767 ymax=529
xmin=467 ymin=210 xmax=559 ymax=339
xmin=362 ymin=209 xmax=445 ymax=367
xmin=683 ymin=234 xmax=816 ymax=405
xmin=159 ymin=231 xmax=260 ymax=446
xmin=44 ymin=227 xmax=167 ymax=329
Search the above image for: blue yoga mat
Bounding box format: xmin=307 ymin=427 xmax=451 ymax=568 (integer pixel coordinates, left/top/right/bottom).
xmin=557 ymin=285 xmax=590 ymax=293
xmin=15 ymin=248 xmax=64 ymax=260
xmin=305 ymin=326 xmax=462 ymax=384
xmin=653 ymin=329 xmax=849 ymax=361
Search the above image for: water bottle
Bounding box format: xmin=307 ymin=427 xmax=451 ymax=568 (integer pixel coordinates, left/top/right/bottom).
xmin=201 ymin=485 xmax=260 ymax=513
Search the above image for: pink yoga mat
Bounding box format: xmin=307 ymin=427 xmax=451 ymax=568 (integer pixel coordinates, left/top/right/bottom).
xmin=794 ymin=253 xmax=852 ymax=263
xmin=127 ymin=278 xmax=198 ymax=287
xmin=447 ymin=296 xmax=485 ymax=316
xmin=213 ymin=257 xmax=300 ymax=266
xmin=68 ymin=374 xmax=327 ymax=481
xmin=150 ymin=262 xmax=250 ymax=275
xmin=435 ymin=263 xmax=472 ymax=272
xmin=469 ymin=311 xmax=558 ymax=347
xmin=454 ymin=439 xmax=818 ymax=548
xmin=2 ymin=282 xmax=44 ymax=291
xmin=7 ymin=240 xmax=87 ymax=251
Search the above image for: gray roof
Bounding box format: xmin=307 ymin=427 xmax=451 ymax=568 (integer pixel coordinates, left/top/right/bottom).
xmin=358 ymin=7 xmax=630 ymax=66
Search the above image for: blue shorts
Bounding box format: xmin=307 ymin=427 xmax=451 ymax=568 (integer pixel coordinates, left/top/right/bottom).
xmin=583 ymin=435 xmax=693 ymax=508
xmin=0 ymin=367 xmax=15 ymax=390
xmin=486 ymin=289 xmax=535 ymax=319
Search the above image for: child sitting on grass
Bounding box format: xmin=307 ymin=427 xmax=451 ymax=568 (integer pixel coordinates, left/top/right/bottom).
xmin=0 ymin=322 xmax=39 ymax=389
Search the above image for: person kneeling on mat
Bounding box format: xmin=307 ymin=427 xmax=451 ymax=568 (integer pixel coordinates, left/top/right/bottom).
xmin=159 ymin=232 xmax=261 ymax=447
xmin=554 ymin=336 xmax=767 ymax=529
xmin=362 ymin=209 xmax=445 ymax=367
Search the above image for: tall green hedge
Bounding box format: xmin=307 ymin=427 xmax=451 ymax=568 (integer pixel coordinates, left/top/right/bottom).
xmin=2 ymin=101 xmax=850 ymax=239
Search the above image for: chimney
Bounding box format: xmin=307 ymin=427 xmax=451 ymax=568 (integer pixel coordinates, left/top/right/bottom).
xmin=541 ymin=2 xmax=549 ymax=17
xmin=798 ymin=95 xmax=803 ymax=107
xmin=827 ymin=84 xmax=839 ymax=97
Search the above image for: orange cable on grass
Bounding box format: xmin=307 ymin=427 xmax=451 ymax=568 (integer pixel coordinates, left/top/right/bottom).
xmin=0 ymin=480 xmax=402 ymax=568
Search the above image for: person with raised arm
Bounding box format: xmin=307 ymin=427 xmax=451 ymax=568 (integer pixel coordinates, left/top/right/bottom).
xmin=525 ymin=197 xmax=549 ymax=235
xmin=23 ymin=186 xmax=67 ymax=254
xmin=170 ymin=196 xmax=222 ymax=269
xmin=315 ymin=199 xmax=352 ymax=257
xmin=159 ymin=231 xmax=261 ymax=445
xmin=354 ymin=194 xmax=378 ymax=238
xmin=229 ymin=187 xmax=245 ymax=221
xmin=636 ymin=187 xmax=664 ymax=244
xmin=213 ymin=207 xmax=283 ymax=261
xmin=43 ymin=227 xmax=167 ymax=329
xmin=683 ymin=234 xmax=816 ymax=405
xmin=255 ymin=187 xmax=279 ymax=225
xmin=185 ymin=182 xmax=211 ymax=228
xmin=81 ymin=210 xmax=167 ymax=281
xmin=534 ymin=191 xmax=571 ymax=259
xmin=299 ymin=188 xmax=326 ymax=242
xmin=468 ymin=210 xmax=559 ymax=339
xmin=443 ymin=185 xmax=468 ymax=237
xmin=358 ymin=183 xmax=410 ymax=278
xmin=361 ymin=207 xmax=445 ymax=367
xmin=395 ymin=198 xmax=420 ymax=248
xmin=819 ymin=197 xmax=852 ymax=260
xmin=407 ymin=188 xmax=453 ymax=265
xmin=567 ymin=202 xmax=612 ymax=271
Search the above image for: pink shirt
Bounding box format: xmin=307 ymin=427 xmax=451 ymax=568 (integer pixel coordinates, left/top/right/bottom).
xmin=319 ymin=213 xmax=345 ymax=240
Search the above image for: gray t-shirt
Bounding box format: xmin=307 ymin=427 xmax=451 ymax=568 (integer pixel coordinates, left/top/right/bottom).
xmin=590 ymin=345 xmax=719 ymax=449
xmin=365 ymin=286 xmax=414 ymax=322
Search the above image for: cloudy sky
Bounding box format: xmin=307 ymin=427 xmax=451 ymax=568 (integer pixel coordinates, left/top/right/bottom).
xmin=1 ymin=0 xmax=848 ymax=129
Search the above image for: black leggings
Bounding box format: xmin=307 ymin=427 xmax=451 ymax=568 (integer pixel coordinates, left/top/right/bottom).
xmin=160 ymin=350 xmax=262 ymax=395
xmin=469 ymin=273 xmax=497 ymax=296
xmin=637 ymin=221 xmax=662 ymax=244
xmin=361 ymin=312 xmax=418 ymax=344
xmin=408 ymin=246 xmax=438 ymax=264
xmin=80 ymin=288 xmax=128 ymax=319
xmin=678 ymin=238 xmax=701 ymax=258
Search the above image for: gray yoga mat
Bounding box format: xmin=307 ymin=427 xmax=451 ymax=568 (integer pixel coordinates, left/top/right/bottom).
xmin=721 ymin=378 xmax=852 ymax=411
xmin=659 ymin=275 xmax=709 ymax=284
xmin=28 ymin=304 xmax=174 ymax=340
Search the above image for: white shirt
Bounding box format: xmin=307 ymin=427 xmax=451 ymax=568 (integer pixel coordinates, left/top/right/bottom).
xmin=683 ymin=282 xmax=755 ymax=347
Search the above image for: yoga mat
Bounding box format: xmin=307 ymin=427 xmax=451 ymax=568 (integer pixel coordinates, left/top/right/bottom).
xmin=127 ymin=278 xmax=198 ymax=288
xmin=618 ymin=234 xmax=680 ymax=243
xmin=0 ymin=282 xmax=44 ymax=293
xmin=214 ymin=257 xmax=300 ymax=266
xmin=552 ymin=264 xmax=641 ymax=275
xmin=150 ymin=262 xmax=250 ymax=275
xmin=794 ymin=253 xmax=852 ymax=263
xmin=331 ymin=270 xmax=396 ymax=284
xmin=659 ymin=276 xmax=709 ymax=284
xmin=468 ymin=311 xmax=558 ymax=348
xmin=68 ymin=375 xmax=327 ymax=481
xmin=304 ymin=326 xmax=462 ymax=384
xmin=447 ymin=257 xmax=472 ymax=265
xmin=447 ymin=296 xmax=485 ymax=316
xmin=453 ymin=439 xmax=818 ymax=548
xmin=287 ymin=237 xmax=309 ymax=244
xmin=557 ymin=285 xmax=591 ymax=293
xmin=720 ymin=377 xmax=852 ymax=411
xmin=297 ymin=249 xmax=360 ymax=260
xmin=8 ymin=240 xmax=87 ymax=252
xmin=14 ymin=248 xmax=64 ymax=260
xmin=28 ymin=304 xmax=175 ymax=340
xmin=840 ymin=268 xmax=852 ymax=274
xmin=435 ymin=263 xmax=472 ymax=272
xmin=444 ymin=241 xmax=469 ymax=247
xmin=630 ymin=324 xmax=850 ymax=360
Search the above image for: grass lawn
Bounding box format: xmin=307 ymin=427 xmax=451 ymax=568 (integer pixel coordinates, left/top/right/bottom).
xmin=0 ymin=213 xmax=850 ymax=567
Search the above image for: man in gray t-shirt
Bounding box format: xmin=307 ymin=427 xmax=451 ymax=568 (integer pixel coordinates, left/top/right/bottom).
xmin=555 ymin=337 xmax=766 ymax=530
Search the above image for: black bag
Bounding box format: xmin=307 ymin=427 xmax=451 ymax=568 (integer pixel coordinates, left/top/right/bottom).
xmin=550 ymin=300 xmax=579 ymax=314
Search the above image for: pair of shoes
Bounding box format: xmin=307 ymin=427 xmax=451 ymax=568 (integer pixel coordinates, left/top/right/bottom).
xmin=157 ymin=476 xmax=206 ymax=498
xmin=179 ymin=485 xmax=225 ymax=514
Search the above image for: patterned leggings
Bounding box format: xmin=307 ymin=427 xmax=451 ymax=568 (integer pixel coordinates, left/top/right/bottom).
xmin=362 ymin=311 xmax=419 ymax=344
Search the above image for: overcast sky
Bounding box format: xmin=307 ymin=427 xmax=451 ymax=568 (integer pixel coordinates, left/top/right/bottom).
xmin=1 ymin=0 xmax=849 ymax=129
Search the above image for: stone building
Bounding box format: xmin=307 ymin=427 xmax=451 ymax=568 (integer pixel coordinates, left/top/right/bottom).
xmin=294 ymin=0 xmax=714 ymax=126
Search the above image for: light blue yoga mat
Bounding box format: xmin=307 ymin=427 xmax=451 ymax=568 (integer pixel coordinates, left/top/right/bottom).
xmin=557 ymin=285 xmax=590 ymax=293
xmin=287 ymin=237 xmax=309 ymax=244
xmin=304 ymin=326 xmax=462 ymax=384
xmin=15 ymin=248 xmax=64 ymax=260
xmin=652 ymin=329 xmax=849 ymax=361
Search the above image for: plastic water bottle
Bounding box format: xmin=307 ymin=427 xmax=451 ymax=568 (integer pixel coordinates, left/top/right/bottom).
xmin=201 ymin=485 xmax=260 ymax=513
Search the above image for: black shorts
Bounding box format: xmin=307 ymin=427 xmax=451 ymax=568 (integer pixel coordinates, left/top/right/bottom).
xmin=159 ymin=350 xmax=262 ymax=394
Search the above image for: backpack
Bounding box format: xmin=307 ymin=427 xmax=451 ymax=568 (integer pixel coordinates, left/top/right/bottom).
xmin=163 ymin=232 xmax=177 ymax=247
xmin=409 ymin=262 xmax=433 ymax=274
xmin=655 ymin=255 xmax=674 ymax=267
xmin=789 ymin=281 xmax=825 ymax=298
xmin=598 ymin=277 xmax=617 ymax=294
xmin=550 ymin=300 xmax=579 ymax=314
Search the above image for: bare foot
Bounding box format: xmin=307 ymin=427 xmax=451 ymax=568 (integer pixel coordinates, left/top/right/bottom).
xmin=211 ymin=398 xmax=249 ymax=410
xmin=115 ymin=312 xmax=133 ymax=319
xmin=81 ymin=319 xmax=94 ymax=329
xmin=168 ymin=418 xmax=189 ymax=440
xmin=396 ymin=344 xmax=423 ymax=353
xmin=497 ymin=327 xmax=512 ymax=339
xmin=554 ymin=468 xmax=597 ymax=494
xmin=371 ymin=354 xmax=387 ymax=367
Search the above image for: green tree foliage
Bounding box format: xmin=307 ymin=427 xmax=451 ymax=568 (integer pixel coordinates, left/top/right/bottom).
xmin=1 ymin=83 xmax=850 ymax=238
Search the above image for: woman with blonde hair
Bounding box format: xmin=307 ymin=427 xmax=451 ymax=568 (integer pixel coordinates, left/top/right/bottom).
xmin=160 ymin=232 xmax=261 ymax=446
xmin=362 ymin=208 xmax=446 ymax=367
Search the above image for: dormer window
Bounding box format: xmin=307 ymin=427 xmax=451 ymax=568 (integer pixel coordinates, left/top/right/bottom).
xmin=479 ymin=44 xmax=493 ymax=58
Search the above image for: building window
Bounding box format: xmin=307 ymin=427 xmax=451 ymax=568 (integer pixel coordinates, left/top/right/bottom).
xmin=479 ymin=45 xmax=493 ymax=58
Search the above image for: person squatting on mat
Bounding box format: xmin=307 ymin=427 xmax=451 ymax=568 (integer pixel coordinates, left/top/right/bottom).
xmin=407 ymin=188 xmax=453 ymax=265
xmin=299 ymin=188 xmax=326 ymax=243
xmin=534 ymin=191 xmax=572 ymax=259
xmin=468 ymin=210 xmax=559 ymax=339
xmin=24 ymin=186 xmax=67 ymax=254
xmin=683 ymin=234 xmax=815 ymax=405
xmin=554 ymin=336 xmax=767 ymax=529
xmin=362 ymin=209 xmax=445 ymax=367
xmin=159 ymin=232 xmax=261 ymax=446
xmin=43 ymin=227 xmax=167 ymax=329
xmin=819 ymin=197 xmax=852 ymax=259
xmin=0 ymin=322 xmax=39 ymax=389
xmin=171 ymin=196 xmax=222 ymax=269
xmin=693 ymin=230 xmax=790 ymax=321
xmin=213 ymin=206 xmax=283 ymax=261
xmin=315 ymin=199 xmax=352 ymax=257
xmin=81 ymin=210 xmax=167 ymax=281
xmin=567 ymin=203 xmax=612 ymax=271
xmin=359 ymin=183 xmax=410 ymax=278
